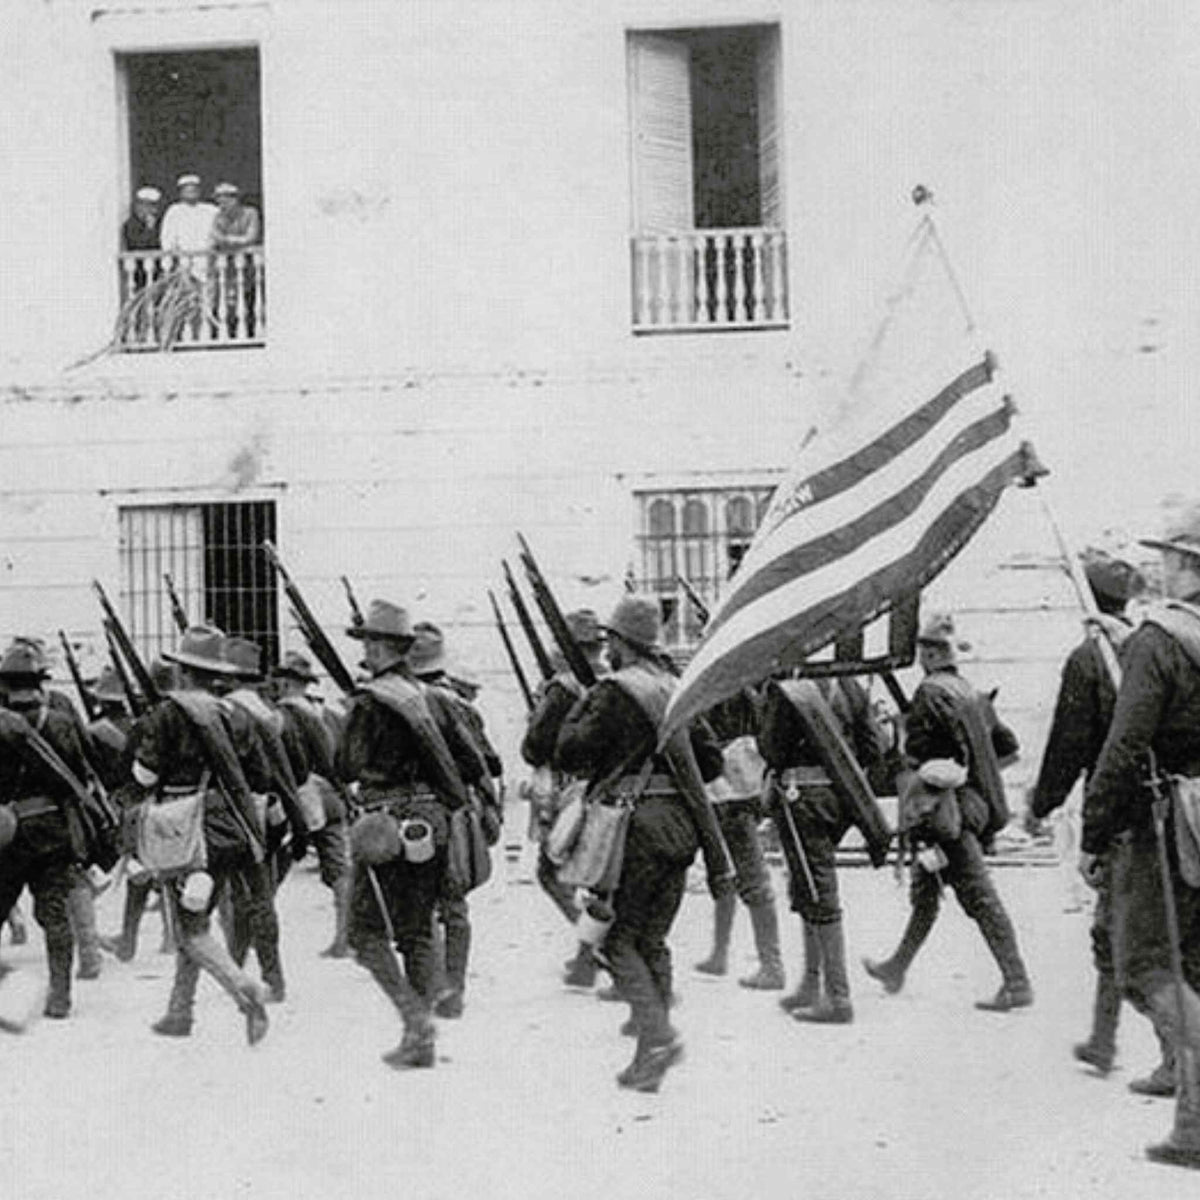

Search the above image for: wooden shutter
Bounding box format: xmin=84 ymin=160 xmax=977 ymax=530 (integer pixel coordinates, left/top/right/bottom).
xmin=756 ymin=28 xmax=783 ymax=228
xmin=629 ymin=34 xmax=695 ymax=233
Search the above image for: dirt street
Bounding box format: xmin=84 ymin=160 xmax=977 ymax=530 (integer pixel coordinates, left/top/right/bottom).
xmin=0 ymin=835 xmax=1188 ymax=1200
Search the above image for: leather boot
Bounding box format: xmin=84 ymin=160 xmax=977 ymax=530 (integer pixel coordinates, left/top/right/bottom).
xmin=1074 ymin=972 xmax=1120 ymax=1073
xmin=67 ymin=878 xmax=102 ymax=980
xmin=695 ymin=894 xmax=735 ymax=977
xmin=864 ymin=896 xmax=937 ymax=995
xmin=43 ymin=932 xmax=73 ymax=1019
xmin=103 ymin=881 xmax=150 ymax=963
xmin=1145 ymin=984 xmax=1200 ymax=1168
xmin=780 ymin=921 xmax=822 ymax=1013
xmin=618 ymin=1029 xmax=684 ymax=1092
xmin=740 ymin=901 xmax=786 ymax=990
xmin=793 ymin=921 xmax=853 ymax=1024
xmin=563 ymin=942 xmax=598 ymax=988
xmin=434 ymin=917 xmax=470 ymax=1019
xmin=973 ymin=900 xmax=1033 ymax=1011
xmin=321 ymin=875 xmax=352 ymax=958
xmin=382 ymin=1016 xmax=436 ymax=1070
xmin=1132 ymin=1034 xmax=1178 ymax=1097
xmin=153 ymin=953 xmax=198 ymax=1037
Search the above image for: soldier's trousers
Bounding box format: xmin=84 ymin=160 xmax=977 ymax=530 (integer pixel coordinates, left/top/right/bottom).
xmin=715 ymin=800 xmax=774 ymax=909
xmin=0 ymin=813 xmax=75 ymax=1006
xmin=771 ymin=788 xmax=842 ymax=926
xmin=223 ymin=861 xmax=284 ymax=992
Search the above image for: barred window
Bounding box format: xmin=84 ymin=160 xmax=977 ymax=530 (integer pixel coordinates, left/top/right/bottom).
xmin=634 ymin=484 xmax=777 ymax=650
xmin=118 ymin=500 xmax=279 ymax=667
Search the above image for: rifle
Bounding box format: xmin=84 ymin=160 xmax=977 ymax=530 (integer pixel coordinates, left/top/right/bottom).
xmin=341 ymin=576 xmax=365 ymax=630
xmin=516 ymin=534 xmax=597 ymax=690
xmin=262 ymin=542 xmax=356 ymax=696
xmin=57 ymin=631 xmax=98 ymax=723
xmin=502 ymin=560 xmax=554 ymax=682
xmin=93 ymin=581 xmax=161 ymax=708
xmin=163 ymin=573 xmax=189 ymax=634
xmin=103 ymin=625 xmax=145 ymax=717
xmin=678 ymin=576 xmax=710 ymax=626
xmin=488 ymin=590 xmax=534 ymax=711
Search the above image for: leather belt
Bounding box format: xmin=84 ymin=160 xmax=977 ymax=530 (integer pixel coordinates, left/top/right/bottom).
xmin=781 ymin=766 xmax=832 ymax=789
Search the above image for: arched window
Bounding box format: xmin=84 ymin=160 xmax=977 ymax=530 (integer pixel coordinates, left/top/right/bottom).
xmin=682 ymin=497 xmax=709 ymax=583
xmin=645 ymin=498 xmax=677 ymax=590
xmin=725 ymin=494 xmax=755 ymax=579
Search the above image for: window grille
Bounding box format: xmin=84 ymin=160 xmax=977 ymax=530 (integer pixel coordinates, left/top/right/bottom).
xmin=118 ymin=500 xmax=279 ymax=668
xmin=634 ymin=485 xmax=776 ymax=649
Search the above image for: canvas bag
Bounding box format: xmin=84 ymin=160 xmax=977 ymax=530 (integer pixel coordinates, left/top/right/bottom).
xmin=138 ymin=770 xmax=210 ymax=877
xmin=446 ymin=795 xmax=494 ymax=896
xmin=544 ymin=778 xmax=588 ymax=864
xmin=557 ymin=760 xmax=653 ymax=892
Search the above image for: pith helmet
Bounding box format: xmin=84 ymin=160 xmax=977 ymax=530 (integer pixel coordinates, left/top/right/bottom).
xmin=346 ymin=599 xmax=415 ymax=644
xmin=407 ymin=621 xmax=446 ymax=676
xmin=1140 ymin=503 xmax=1200 ymax=560
xmin=604 ymin=596 xmax=661 ymax=653
xmin=162 ymin=625 xmax=239 ymax=676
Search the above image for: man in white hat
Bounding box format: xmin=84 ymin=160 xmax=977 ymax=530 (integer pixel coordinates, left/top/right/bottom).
xmin=863 ymin=610 xmax=1033 ymax=1013
xmin=1082 ymin=504 xmax=1200 ymax=1170
xmin=338 ymin=600 xmax=486 ymax=1069
xmin=159 ymin=173 xmax=217 ymax=266
xmin=133 ymin=625 xmax=274 ymax=1044
xmin=555 ymin=596 xmax=734 ymax=1094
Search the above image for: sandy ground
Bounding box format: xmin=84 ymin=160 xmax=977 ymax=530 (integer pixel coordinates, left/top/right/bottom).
xmin=0 ymin=829 xmax=1191 ymax=1200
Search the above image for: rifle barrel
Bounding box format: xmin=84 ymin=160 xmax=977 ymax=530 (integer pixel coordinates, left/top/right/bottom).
xmin=502 ymin=560 xmax=554 ymax=681
xmin=58 ymin=631 xmax=98 ymax=723
xmin=488 ymin=590 xmax=534 ymax=711
xmin=516 ymin=533 xmax=596 ymax=689
xmin=92 ymin=581 xmax=159 ymax=706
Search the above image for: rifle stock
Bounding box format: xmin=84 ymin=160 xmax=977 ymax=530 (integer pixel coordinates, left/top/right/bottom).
xmin=263 ymin=543 xmax=357 ymax=695
xmin=488 ymin=590 xmax=534 ymax=711
xmin=502 ymin=560 xmax=554 ymax=681
xmin=58 ymin=631 xmax=98 ymax=723
xmin=516 ymin=534 xmax=596 ymax=690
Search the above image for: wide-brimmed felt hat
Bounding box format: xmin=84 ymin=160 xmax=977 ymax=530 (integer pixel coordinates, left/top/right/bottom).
xmin=408 ymin=621 xmax=446 ymax=676
xmin=162 ymin=625 xmax=240 ymax=676
xmin=273 ymin=650 xmax=319 ymax=683
xmin=1140 ymin=503 xmax=1200 ymax=560
xmin=222 ymin=637 xmax=264 ymax=681
xmin=346 ymin=599 xmax=415 ymax=644
xmin=604 ymin=596 xmax=661 ymax=653
xmin=916 ymin=611 xmax=971 ymax=653
xmin=91 ymin=665 xmax=127 ymax=704
xmin=566 ymin=608 xmax=603 ymax=648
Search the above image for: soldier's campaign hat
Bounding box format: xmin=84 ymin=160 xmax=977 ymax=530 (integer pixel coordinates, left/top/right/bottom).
xmin=273 ymin=650 xmax=319 ymax=683
xmin=566 ymin=608 xmax=603 ymax=648
xmin=407 ymin=622 xmax=446 ymax=677
xmin=176 ymin=173 xmax=201 ymax=188
xmin=1081 ymin=551 xmax=1144 ymax=606
xmin=222 ymin=637 xmax=264 ymax=681
xmin=346 ymin=599 xmax=415 ymax=644
xmin=916 ymin=611 xmax=971 ymax=652
xmin=91 ymin=665 xmax=127 ymax=704
xmin=1139 ymin=504 xmax=1200 ymax=561
xmin=213 ymin=181 xmax=239 ymax=197
xmin=0 ymin=639 xmax=50 ymax=680
xmin=135 ymin=186 xmax=162 ymax=203
xmin=162 ymin=625 xmax=240 ymax=676
xmin=604 ymin=596 xmax=661 ymax=653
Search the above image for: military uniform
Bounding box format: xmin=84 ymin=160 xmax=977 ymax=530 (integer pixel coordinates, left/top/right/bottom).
xmin=759 ymin=676 xmax=889 ymax=1022
xmin=1083 ymin=593 xmax=1200 ymax=1168
xmin=865 ymin=613 xmax=1032 ymax=1011
xmin=131 ymin=627 xmax=273 ymax=1042
xmin=556 ymin=596 xmax=732 ymax=1093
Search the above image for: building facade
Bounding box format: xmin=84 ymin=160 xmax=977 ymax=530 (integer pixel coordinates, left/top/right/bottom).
xmin=1 ymin=0 xmax=1196 ymax=765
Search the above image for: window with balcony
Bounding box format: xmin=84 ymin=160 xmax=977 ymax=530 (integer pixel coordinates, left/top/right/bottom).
xmin=628 ymin=24 xmax=786 ymax=333
xmin=116 ymin=48 xmax=265 ymax=350
xmin=119 ymin=500 xmax=279 ymax=665
xmin=635 ymin=484 xmax=776 ymax=649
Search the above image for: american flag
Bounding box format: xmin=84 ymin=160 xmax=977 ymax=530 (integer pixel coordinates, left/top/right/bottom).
xmin=660 ymin=328 xmax=1045 ymax=741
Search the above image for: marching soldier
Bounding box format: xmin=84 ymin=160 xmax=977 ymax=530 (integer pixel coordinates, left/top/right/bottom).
xmin=408 ymin=621 xmax=497 ymax=1019
xmin=694 ymin=688 xmax=786 ymax=991
xmin=1082 ymin=506 xmax=1200 ymax=1169
xmin=760 ymin=674 xmax=892 ymax=1023
xmin=0 ymin=642 xmax=96 ymax=1018
xmin=273 ymin=650 xmax=354 ymax=959
xmin=520 ymin=609 xmax=607 ymax=987
xmin=1027 ymin=554 xmax=1173 ymax=1091
xmin=864 ymin=611 xmax=1033 ymax=1011
xmin=555 ymin=596 xmax=734 ymax=1093
xmin=130 ymin=625 xmax=273 ymax=1043
xmin=337 ymin=599 xmax=484 ymax=1069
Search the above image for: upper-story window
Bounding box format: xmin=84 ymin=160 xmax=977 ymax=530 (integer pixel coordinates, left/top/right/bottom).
xmin=116 ymin=48 xmax=265 ymax=351
xmin=635 ymin=484 xmax=776 ymax=649
xmin=628 ymin=24 xmax=787 ymax=333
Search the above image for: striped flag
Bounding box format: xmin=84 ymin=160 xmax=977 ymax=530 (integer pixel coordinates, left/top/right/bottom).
xmin=660 ymin=332 xmax=1045 ymax=741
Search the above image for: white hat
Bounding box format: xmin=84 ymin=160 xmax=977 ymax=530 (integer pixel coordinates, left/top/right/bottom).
xmin=213 ymin=181 xmax=239 ymax=196
xmin=176 ymin=173 xmax=201 ymax=188
xmin=135 ymin=186 xmax=162 ymax=203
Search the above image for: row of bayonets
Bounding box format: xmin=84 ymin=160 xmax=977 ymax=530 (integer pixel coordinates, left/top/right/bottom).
xmin=63 ymin=535 xmax=622 ymax=721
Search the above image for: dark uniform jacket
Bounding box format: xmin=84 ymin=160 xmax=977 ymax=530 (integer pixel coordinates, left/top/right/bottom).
xmin=1083 ymin=609 xmax=1200 ymax=855
xmin=521 ymin=673 xmax=585 ymax=770
xmin=1030 ymin=621 xmax=1128 ymax=821
xmin=0 ymin=703 xmax=91 ymax=806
